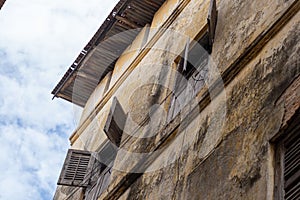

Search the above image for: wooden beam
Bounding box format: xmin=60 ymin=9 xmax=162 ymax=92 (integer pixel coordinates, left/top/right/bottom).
xmin=115 ymin=15 xmax=140 ymax=29
xmin=77 ymin=71 xmax=100 ymax=83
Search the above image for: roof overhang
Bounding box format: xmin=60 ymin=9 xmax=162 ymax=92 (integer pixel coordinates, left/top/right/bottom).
xmin=0 ymin=0 xmax=6 ymax=9
xmin=52 ymin=0 xmax=166 ymax=107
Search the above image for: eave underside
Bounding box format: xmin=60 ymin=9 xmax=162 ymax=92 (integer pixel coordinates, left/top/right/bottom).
xmin=52 ymin=0 xmax=166 ymax=107
xmin=0 ymin=0 xmax=6 ymax=9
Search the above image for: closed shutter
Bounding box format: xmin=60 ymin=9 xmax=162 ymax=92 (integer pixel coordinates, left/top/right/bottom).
xmin=104 ymin=97 xmax=127 ymax=147
xmin=57 ymin=149 xmax=93 ymax=187
xmin=284 ymin=127 xmax=300 ymax=199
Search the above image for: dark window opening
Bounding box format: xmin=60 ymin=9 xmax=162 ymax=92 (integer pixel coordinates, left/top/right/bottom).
xmin=84 ymin=141 xmax=118 ymax=200
xmin=57 ymin=142 xmax=118 ymax=200
xmin=104 ymin=97 xmax=127 ymax=147
xmin=168 ymin=32 xmax=210 ymax=121
xmin=167 ymin=0 xmax=217 ymax=122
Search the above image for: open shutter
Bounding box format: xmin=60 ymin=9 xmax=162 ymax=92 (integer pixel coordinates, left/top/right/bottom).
xmin=207 ymin=0 xmax=218 ymax=52
xmin=284 ymin=127 xmax=300 ymax=199
xmin=183 ymin=38 xmax=190 ymax=71
xmin=57 ymin=149 xmax=93 ymax=187
xmin=104 ymin=97 xmax=127 ymax=147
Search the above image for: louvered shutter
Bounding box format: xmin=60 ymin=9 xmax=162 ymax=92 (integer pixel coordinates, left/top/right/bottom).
xmin=207 ymin=0 xmax=218 ymax=52
xmin=104 ymin=97 xmax=127 ymax=147
xmin=284 ymin=127 xmax=300 ymax=199
xmin=57 ymin=149 xmax=93 ymax=187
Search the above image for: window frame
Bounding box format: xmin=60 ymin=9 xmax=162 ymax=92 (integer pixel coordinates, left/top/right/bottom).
xmin=167 ymin=30 xmax=211 ymax=121
xmin=84 ymin=140 xmax=118 ymax=200
xmin=274 ymin=116 xmax=300 ymax=199
xmin=167 ymin=0 xmax=218 ymax=122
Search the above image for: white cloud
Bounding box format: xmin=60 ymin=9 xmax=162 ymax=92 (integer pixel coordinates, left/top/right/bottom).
xmin=0 ymin=124 xmax=68 ymax=199
xmin=0 ymin=0 xmax=119 ymax=199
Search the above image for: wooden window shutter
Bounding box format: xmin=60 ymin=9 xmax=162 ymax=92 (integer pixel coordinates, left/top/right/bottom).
xmin=283 ymin=127 xmax=300 ymax=199
xmin=104 ymin=97 xmax=127 ymax=147
xmin=207 ymin=0 xmax=218 ymax=52
xmin=57 ymin=149 xmax=93 ymax=187
xmin=275 ymin=112 xmax=300 ymax=200
xmin=183 ymin=38 xmax=190 ymax=72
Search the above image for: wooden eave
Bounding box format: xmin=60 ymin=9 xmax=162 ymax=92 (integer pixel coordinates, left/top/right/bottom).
xmin=0 ymin=0 xmax=6 ymax=9
xmin=52 ymin=0 xmax=166 ymax=107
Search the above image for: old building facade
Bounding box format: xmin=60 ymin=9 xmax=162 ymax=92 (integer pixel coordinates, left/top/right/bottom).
xmin=53 ymin=0 xmax=300 ymax=199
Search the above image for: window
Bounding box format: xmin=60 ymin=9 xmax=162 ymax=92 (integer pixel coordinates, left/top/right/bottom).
xmin=58 ymin=97 xmax=124 ymax=199
xmin=57 ymin=143 xmax=118 ymax=200
xmin=104 ymin=97 xmax=127 ymax=147
xmin=168 ymin=34 xmax=210 ymax=120
xmin=84 ymin=141 xmax=118 ymax=200
xmin=167 ymin=0 xmax=217 ymax=121
xmin=275 ymin=121 xmax=300 ymax=199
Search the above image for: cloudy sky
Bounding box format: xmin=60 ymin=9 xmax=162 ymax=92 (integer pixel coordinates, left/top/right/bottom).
xmin=0 ymin=0 xmax=118 ymax=199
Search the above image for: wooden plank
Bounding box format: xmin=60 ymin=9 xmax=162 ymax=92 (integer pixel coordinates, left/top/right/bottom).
xmin=285 ymin=170 xmax=300 ymax=190
xmin=115 ymin=15 xmax=140 ymax=29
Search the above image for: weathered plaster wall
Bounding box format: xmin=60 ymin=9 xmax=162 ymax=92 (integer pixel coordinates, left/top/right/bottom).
xmin=103 ymin=0 xmax=299 ymax=173
xmin=148 ymin=0 xmax=179 ymax=40
xmin=72 ymin=99 xmax=113 ymax=151
xmin=70 ymin=0 xmax=299 ymax=157
xmin=79 ymin=72 xmax=112 ymax=126
xmin=75 ymin=0 xmax=212 ymax=151
xmin=117 ymin=6 xmax=300 ymax=200
xmin=214 ymin=0 xmax=294 ymax=73
xmin=54 ymin=0 xmax=299 ymax=199
xmin=110 ymin=25 xmax=150 ymax=89
xmin=54 ymin=185 xmax=84 ymax=200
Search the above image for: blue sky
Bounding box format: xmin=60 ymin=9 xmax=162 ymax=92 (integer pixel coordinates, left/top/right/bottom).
xmin=0 ymin=0 xmax=118 ymax=199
